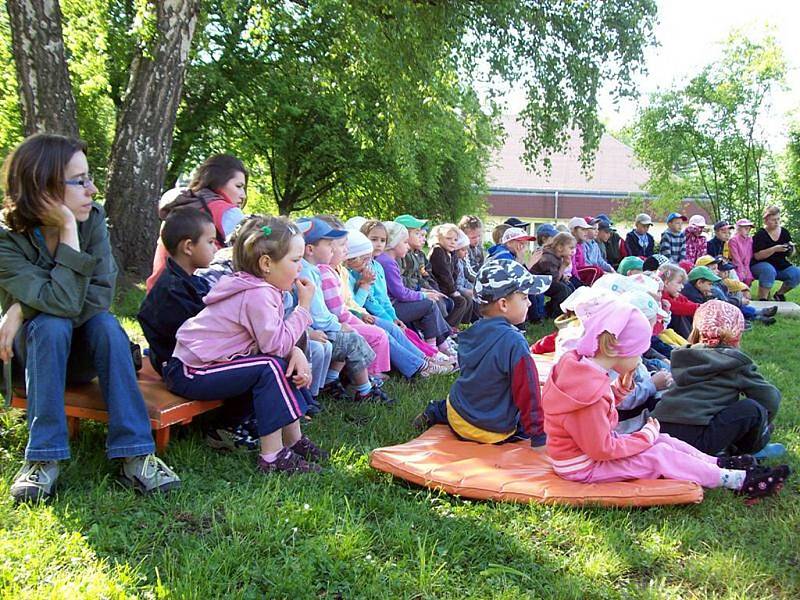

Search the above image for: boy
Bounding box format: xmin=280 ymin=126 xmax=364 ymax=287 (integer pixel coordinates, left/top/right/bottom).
xmin=582 ymin=219 xmax=614 ymax=272
xmin=706 ymin=220 xmax=733 ymax=258
xmin=618 ymin=256 xmax=645 ymax=276
xmin=412 ymin=259 xmax=549 ymax=446
xmin=682 ymin=266 xmax=721 ymax=305
xmin=396 ymin=213 xmax=450 ymax=319
xmin=625 ymin=213 xmax=655 ymax=257
xmin=594 ymin=216 xmax=622 ymax=268
xmin=458 ymin=215 xmax=485 ymax=283
xmin=659 ymin=212 xmax=687 ymax=263
xmin=298 ymin=217 xmax=391 ymax=403
xmin=694 ymin=256 xmax=777 ymax=324
xmin=487 ymin=227 xmax=536 ymax=262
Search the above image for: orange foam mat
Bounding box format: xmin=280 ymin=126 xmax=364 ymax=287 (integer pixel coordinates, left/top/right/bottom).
xmin=370 ymin=425 xmax=704 ymax=507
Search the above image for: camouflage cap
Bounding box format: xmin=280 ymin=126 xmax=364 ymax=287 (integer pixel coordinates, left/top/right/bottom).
xmin=474 ymin=259 xmax=552 ymax=304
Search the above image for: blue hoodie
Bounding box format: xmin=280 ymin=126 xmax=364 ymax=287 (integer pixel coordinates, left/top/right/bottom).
xmin=487 ymin=243 xmax=515 ymax=261
xmin=448 ymin=316 xmax=545 ymax=445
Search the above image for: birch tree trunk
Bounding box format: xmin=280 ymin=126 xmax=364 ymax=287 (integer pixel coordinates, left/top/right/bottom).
xmin=5 ymin=0 xmax=78 ymax=136
xmin=104 ymin=0 xmax=201 ymax=275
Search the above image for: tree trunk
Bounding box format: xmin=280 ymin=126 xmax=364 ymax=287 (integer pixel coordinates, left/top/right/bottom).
xmin=5 ymin=0 xmax=78 ymax=136
xmin=104 ymin=0 xmax=201 ymax=276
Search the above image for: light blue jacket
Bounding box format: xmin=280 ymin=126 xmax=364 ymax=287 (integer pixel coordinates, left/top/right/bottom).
xmin=347 ymin=259 xmax=398 ymax=322
xmin=582 ymin=240 xmax=613 ymax=272
xmin=300 ymin=259 xmax=341 ymax=333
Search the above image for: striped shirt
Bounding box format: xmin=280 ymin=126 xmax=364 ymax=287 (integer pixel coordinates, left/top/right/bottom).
xmin=659 ymin=230 xmax=686 ymax=263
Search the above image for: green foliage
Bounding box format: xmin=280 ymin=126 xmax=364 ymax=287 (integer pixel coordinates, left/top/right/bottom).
xmin=0 ymin=11 xmax=23 ymax=159
xmin=631 ymin=30 xmax=787 ymax=222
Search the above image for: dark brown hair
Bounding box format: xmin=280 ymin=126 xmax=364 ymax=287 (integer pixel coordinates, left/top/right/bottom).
xmin=161 ymin=207 xmax=213 ymax=255
xmin=491 ymin=223 xmax=510 ymax=244
xmin=190 ymin=154 xmax=248 ymax=206
xmin=459 ymin=215 xmax=483 ymax=231
xmin=2 ymin=133 xmax=88 ymax=232
xmin=233 ymin=215 xmax=303 ymax=277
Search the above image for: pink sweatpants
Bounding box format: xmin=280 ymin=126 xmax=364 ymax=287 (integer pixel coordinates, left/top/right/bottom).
xmin=403 ymin=328 xmax=437 ymax=357
xmin=349 ymin=322 xmax=391 ymax=375
xmin=568 ymin=434 xmax=722 ymax=489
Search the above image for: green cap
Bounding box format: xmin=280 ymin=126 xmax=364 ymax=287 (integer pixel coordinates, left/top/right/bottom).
xmin=688 ymin=266 xmax=722 ymax=283
xmin=395 ymin=214 xmax=428 ymax=229
xmin=618 ymin=256 xmax=645 ymax=276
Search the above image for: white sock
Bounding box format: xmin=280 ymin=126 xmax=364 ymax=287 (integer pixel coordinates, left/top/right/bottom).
xmin=719 ymin=468 xmax=746 ymax=490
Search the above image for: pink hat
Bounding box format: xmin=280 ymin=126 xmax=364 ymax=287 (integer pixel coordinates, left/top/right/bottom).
xmin=575 ymin=296 xmax=653 ymax=358
xmin=735 ymin=218 xmax=754 ymax=228
xmin=688 ymin=215 xmax=708 ymax=228
xmin=693 ymin=299 xmax=744 ymax=347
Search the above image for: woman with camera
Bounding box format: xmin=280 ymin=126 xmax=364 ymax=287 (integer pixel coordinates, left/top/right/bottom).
xmin=751 ymin=205 xmax=800 ymax=301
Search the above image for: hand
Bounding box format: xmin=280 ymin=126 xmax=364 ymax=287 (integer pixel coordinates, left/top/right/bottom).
xmin=286 ymin=346 xmax=312 ymax=388
xmin=651 ymin=371 xmax=672 ymax=391
xmin=618 ymin=370 xmax=635 ymax=390
xmin=360 ymin=268 xmax=376 ymax=287
xmin=394 ymin=319 xmax=407 ymax=330
xmin=295 ymin=277 xmax=315 ymax=309
xmin=37 ymin=195 xmax=77 ymax=230
xmin=0 ymin=303 xmax=23 ymax=363
xmin=340 ymin=323 xmax=353 ymax=333
xmin=646 ymin=417 xmax=661 ymax=434
xmin=361 ymin=313 xmax=376 ymax=324
xmin=424 ymin=290 xmax=443 ymax=301
xmin=308 ymin=329 xmax=328 ymax=343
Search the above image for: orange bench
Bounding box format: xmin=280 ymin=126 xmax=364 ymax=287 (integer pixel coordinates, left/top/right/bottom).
xmin=9 ymin=361 xmax=222 ymax=452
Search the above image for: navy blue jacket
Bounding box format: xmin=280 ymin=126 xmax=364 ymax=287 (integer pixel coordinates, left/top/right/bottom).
xmin=138 ymin=258 xmax=209 ymax=375
xmin=625 ymin=230 xmax=655 ymax=257
xmin=706 ymin=237 xmax=725 ymax=258
xmin=448 ymin=316 xmax=545 ymax=445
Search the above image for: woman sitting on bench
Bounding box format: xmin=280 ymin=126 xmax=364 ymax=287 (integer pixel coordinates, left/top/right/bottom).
xmin=0 ymin=133 xmax=181 ymax=503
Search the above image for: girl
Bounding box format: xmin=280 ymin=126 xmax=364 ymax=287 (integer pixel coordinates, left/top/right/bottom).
xmin=166 ymin=216 xmax=325 ymax=474
xmin=428 ymin=223 xmax=471 ymax=327
xmin=658 ymin=263 xmax=698 ymax=339
xmin=541 ymin=296 xmax=789 ymax=500
xmin=728 ymin=218 xmax=755 ymax=285
xmin=0 ymin=134 xmax=179 ymax=502
xmin=654 ymin=300 xmax=782 ymax=456
xmin=570 ymin=217 xmax=604 ymax=285
xmin=530 ymin=232 xmax=577 ymax=318
xmin=147 ymin=154 xmax=248 ymax=291
xmin=684 ymin=215 xmax=709 ymax=266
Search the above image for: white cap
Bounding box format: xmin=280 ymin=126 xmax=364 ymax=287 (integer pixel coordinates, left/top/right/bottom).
xmin=688 ymin=215 xmax=707 ymax=228
xmin=501 ymin=227 xmax=535 ymax=244
xmin=568 ymin=217 xmax=592 ymax=230
xmin=345 ymin=216 xmax=367 ymax=231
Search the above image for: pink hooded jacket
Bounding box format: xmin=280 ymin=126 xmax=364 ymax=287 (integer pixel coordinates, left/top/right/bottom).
xmin=173 ymin=272 xmax=311 ymax=368
xmin=542 ymin=350 xmax=659 ymax=477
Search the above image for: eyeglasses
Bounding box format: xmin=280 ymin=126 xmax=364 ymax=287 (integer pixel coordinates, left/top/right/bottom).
xmin=65 ymin=176 xmax=94 ymax=189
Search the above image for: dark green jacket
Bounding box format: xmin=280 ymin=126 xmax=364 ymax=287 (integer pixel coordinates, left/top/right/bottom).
xmin=652 ymin=344 xmax=781 ymax=426
xmin=0 ymin=203 xmax=118 ymax=327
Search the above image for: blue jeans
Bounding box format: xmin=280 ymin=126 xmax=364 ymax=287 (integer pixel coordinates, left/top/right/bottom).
xmin=374 ymin=318 xmax=425 ymax=378
xmin=13 ymin=313 xmax=155 ymax=461
xmin=307 ymin=339 xmax=332 ymax=397
xmin=751 ymin=262 xmax=800 ymax=290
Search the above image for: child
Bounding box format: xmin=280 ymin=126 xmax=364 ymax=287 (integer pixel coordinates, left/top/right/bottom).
xmin=594 ymin=215 xmax=623 ymax=269
xmin=570 ymin=217 xmax=605 ymax=284
xmin=298 ymin=217 xmax=391 ymax=403
xmin=530 ymin=232 xmax=577 ymax=318
xmin=654 ymin=300 xmax=782 ymax=456
xmin=694 ymin=256 xmax=777 ymax=325
xmin=707 ymin=220 xmax=733 ymax=258
xmin=428 ymin=223 xmax=471 ymax=327
xmin=582 ymin=219 xmax=614 ymax=273
xmin=682 ymin=265 xmax=719 ymax=304
xmin=541 ymin=296 xmax=789 ymax=499
xmin=487 ymin=227 xmax=535 ymax=263
xmin=684 ymin=215 xmax=709 ymax=265
xmin=728 ymin=218 xmax=755 ymax=285
xmin=491 ymin=223 xmax=511 ymax=245
xmin=413 ymin=259 xmax=547 ymax=445
xmin=458 ymin=215 xmax=485 ymax=283
xmin=138 ymin=207 xmax=215 ymax=375
xmin=618 ymin=256 xmax=644 ymax=276
xmin=642 ymin=254 xmax=669 ymax=273
xmin=658 ymin=263 xmax=698 ymax=339
xmin=396 ymin=214 xmax=450 ymax=320
xmin=454 ymin=229 xmax=474 ymax=299
xmin=624 ymin=213 xmax=655 ymax=257
xmin=659 ymin=212 xmax=687 ymax=263
xmin=166 ymin=216 xmax=326 ymax=474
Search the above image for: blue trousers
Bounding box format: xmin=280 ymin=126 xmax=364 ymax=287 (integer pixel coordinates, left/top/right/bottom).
xmin=13 ymin=313 xmax=155 ymax=461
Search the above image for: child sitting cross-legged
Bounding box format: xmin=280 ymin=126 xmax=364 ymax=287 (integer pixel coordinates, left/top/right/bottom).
xmin=165 ymin=216 xmax=326 ymax=474
xmin=541 ymin=295 xmax=790 ymax=500
xmin=297 ymin=217 xmax=391 ymax=404
xmin=413 ymin=259 xmax=550 ymax=445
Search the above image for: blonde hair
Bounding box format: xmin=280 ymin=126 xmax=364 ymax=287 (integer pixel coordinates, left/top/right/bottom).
xmin=597 ymin=331 xmax=620 ymax=358
xmin=763 ymin=205 xmax=780 ymax=221
xmin=232 ymin=215 xmax=302 ymax=277
xmin=459 ymin=215 xmax=483 ymax=231
xmin=546 ymin=232 xmax=576 ymax=252
xmin=657 ymin=263 xmax=687 ymax=284
xmin=360 ymin=219 xmax=386 ymax=237
xmin=687 ymin=327 xmax=740 ymax=347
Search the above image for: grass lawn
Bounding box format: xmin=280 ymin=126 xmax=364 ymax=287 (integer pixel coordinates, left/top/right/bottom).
xmin=1 ymin=283 xmax=799 ymax=599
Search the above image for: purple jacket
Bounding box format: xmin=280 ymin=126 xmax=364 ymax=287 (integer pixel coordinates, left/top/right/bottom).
xmin=375 ymin=253 xmax=424 ymax=303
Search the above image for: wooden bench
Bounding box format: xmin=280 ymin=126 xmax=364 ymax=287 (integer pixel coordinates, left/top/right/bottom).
xmin=9 ymin=361 xmax=222 ymax=452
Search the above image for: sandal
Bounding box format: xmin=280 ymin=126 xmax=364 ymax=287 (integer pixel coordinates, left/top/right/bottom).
xmin=738 ymin=465 xmax=790 ymax=499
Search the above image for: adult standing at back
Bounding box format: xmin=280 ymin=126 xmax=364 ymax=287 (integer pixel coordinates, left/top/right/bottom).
xmin=146 ymin=155 xmax=248 ymax=292
xmin=751 ymin=205 xmax=800 ymax=301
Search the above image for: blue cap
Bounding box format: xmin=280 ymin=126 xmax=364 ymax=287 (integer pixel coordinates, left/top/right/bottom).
xmin=296 ymin=217 xmax=348 ymax=244
xmin=593 ymin=213 xmax=613 ymax=225
xmin=667 ymin=212 xmax=688 ymax=223
xmin=535 ymin=223 xmax=558 ymax=238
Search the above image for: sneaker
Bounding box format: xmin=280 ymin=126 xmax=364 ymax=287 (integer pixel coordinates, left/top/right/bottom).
xmin=717 ymin=454 xmax=758 ymax=470
xmin=353 ymin=386 xmax=395 ymax=405
xmin=120 ymin=454 xmax=181 ymax=494
xmin=738 ymin=464 xmax=790 ymax=499
xmin=205 ymin=425 xmax=258 ymax=451
xmin=10 ymin=461 xmax=59 ymax=503
xmin=257 ymin=447 xmax=321 ymax=474
xmin=773 ymin=293 xmax=787 ymax=302
xmin=755 ymin=316 xmax=776 ymax=326
xmin=320 ymin=380 xmax=349 ymax=401
xmin=305 ymin=396 xmax=324 ymax=417
xmin=761 ymin=305 xmax=779 ymax=317
xmin=753 ymin=442 xmax=787 ymax=460
xmin=419 ymin=361 xmax=455 ymax=377
xmin=411 ymin=411 xmax=433 ymax=432
xmin=289 ymin=435 xmax=328 ymax=462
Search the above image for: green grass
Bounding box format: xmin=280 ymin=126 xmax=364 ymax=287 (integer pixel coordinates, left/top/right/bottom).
xmin=1 ymin=283 xmax=799 ymax=599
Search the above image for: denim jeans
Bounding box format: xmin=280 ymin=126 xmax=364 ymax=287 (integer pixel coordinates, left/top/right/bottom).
xmin=751 ymin=261 xmax=800 ymax=290
xmin=13 ymin=313 xmax=155 ymax=461
xmin=307 ymin=339 xmax=332 ymax=397
xmin=374 ymin=318 xmax=425 ymax=378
